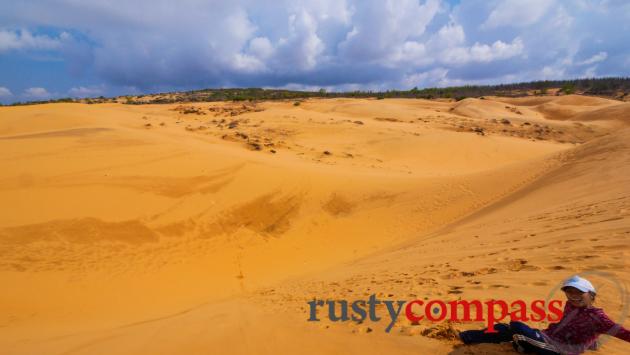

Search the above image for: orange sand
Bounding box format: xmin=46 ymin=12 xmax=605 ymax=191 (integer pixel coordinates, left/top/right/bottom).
xmin=0 ymin=95 xmax=629 ymax=354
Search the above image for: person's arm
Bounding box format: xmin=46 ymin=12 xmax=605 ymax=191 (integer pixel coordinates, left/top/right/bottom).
xmin=596 ymin=311 xmax=630 ymax=342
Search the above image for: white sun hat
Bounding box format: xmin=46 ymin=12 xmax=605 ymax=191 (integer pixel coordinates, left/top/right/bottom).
xmin=562 ymin=275 xmax=596 ymax=294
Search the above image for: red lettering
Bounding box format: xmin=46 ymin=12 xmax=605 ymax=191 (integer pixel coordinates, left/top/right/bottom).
xmin=530 ymin=300 xmax=546 ymax=322
xmin=509 ymin=300 xmax=529 ymax=322
xmin=448 ymin=300 xmax=483 ymax=321
xmin=484 ymin=300 xmax=508 ymax=333
xmin=425 ymin=300 xmax=447 ymax=321
xmin=547 ymin=300 xmax=564 ymax=322
xmin=405 ymin=300 xmax=424 ymax=323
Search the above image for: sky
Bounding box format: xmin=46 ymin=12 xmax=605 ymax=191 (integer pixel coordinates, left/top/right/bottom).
xmin=0 ymin=0 xmax=629 ymax=103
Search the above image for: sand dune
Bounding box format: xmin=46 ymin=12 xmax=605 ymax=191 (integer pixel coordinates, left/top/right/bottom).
xmin=0 ymin=95 xmax=628 ymax=354
xmin=491 ymin=94 xmax=625 ymax=124
xmin=450 ymin=97 xmax=544 ymax=121
xmin=571 ymin=101 xmax=630 ymax=124
xmin=493 ymin=94 xmax=615 ymax=107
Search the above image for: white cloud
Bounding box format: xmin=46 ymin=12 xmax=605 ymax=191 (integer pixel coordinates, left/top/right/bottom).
xmin=248 ymin=37 xmax=274 ymax=60
xmin=431 ymin=23 xmax=466 ymax=49
xmin=0 ymin=29 xmax=63 ymax=52
xmin=338 ymin=0 xmax=440 ymax=63
xmin=389 ymin=41 xmax=430 ymax=65
xmin=0 ymin=0 xmax=627 ymax=94
xmin=231 ymin=54 xmax=267 ymax=73
xmin=68 ymin=85 xmax=105 ymax=98
xmin=401 ymin=68 xmax=449 ymax=89
xmin=583 ymin=65 xmax=597 ymax=77
xmin=295 ymin=0 xmax=353 ymax=25
xmin=440 ymin=37 xmax=524 ymax=65
xmin=483 ymin=0 xmax=553 ymax=29
xmin=390 ymin=20 xmax=523 ymax=67
xmin=469 ymin=37 xmax=524 ymax=62
xmin=540 ymin=65 xmax=566 ymax=80
xmin=23 ymin=87 xmax=52 ymax=99
xmin=273 ymin=10 xmax=324 ymax=71
xmin=0 ymin=87 xmax=13 ymax=97
xmin=549 ymin=5 xmax=574 ymax=29
xmin=577 ymin=51 xmax=607 ymax=65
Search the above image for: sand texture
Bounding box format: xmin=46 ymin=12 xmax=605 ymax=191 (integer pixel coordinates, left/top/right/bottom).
xmin=1 ymin=95 xmax=629 ymax=354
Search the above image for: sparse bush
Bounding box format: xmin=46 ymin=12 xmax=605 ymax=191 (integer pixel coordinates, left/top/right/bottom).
xmin=561 ymin=84 xmax=575 ymax=95
xmin=8 ymin=77 xmax=629 ymax=107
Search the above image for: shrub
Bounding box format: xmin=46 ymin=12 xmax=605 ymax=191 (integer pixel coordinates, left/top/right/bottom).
xmin=561 ymin=84 xmax=575 ymax=95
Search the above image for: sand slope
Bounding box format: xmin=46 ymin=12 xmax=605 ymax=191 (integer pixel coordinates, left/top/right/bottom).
xmin=0 ymin=95 xmax=628 ymax=354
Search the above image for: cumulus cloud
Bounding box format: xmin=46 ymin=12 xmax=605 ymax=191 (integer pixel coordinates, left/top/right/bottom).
xmin=23 ymin=87 xmax=52 ymax=100
xmin=583 ymin=66 xmax=598 ymax=77
xmin=272 ymin=9 xmax=325 ymax=71
xmin=0 ymin=87 xmax=13 ymax=97
xmin=338 ymin=0 xmax=440 ymax=64
xmin=248 ymin=37 xmax=274 ymax=60
xmin=482 ymin=0 xmax=553 ymax=29
xmin=577 ymin=51 xmax=608 ymax=66
xmin=401 ymin=68 xmax=450 ymax=89
xmin=430 ymin=23 xmax=466 ymax=49
xmin=0 ymin=0 xmax=627 ymax=98
xmin=0 ymin=29 xmax=63 ymax=52
xmin=466 ymin=37 xmax=524 ymax=62
xmin=539 ymin=65 xmax=566 ymax=80
xmin=68 ymin=85 xmax=105 ymax=98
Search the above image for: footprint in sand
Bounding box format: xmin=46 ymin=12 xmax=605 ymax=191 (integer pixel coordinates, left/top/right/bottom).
xmin=530 ymin=281 xmax=548 ymax=286
xmin=504 ymin=259 xmax=540 ymax=272
xmin=448 ymin=286 xmax=464 ymax=294
xmin=546 ymin=265 xmax=566 ymax=270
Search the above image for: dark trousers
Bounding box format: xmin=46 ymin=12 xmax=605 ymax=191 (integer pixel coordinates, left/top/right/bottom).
xmin=459 ymin=321 xmax=560 ymax=355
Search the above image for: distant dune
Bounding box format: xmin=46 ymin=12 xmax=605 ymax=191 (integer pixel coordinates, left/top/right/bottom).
xmin=0 ymin=95 xmax=628 ymax=354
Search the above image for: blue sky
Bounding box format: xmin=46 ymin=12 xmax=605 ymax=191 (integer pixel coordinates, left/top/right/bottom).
xmin=0 ymin=0 xmax=629 ymax=103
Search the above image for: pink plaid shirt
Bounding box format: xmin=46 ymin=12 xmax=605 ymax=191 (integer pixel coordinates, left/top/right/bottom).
xmin=542 ymin=301 xmax=630 ymax=354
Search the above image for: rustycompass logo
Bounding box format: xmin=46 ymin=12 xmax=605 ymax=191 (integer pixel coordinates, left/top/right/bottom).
xmin=307 ymin=294 xmax=564 ymax=333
